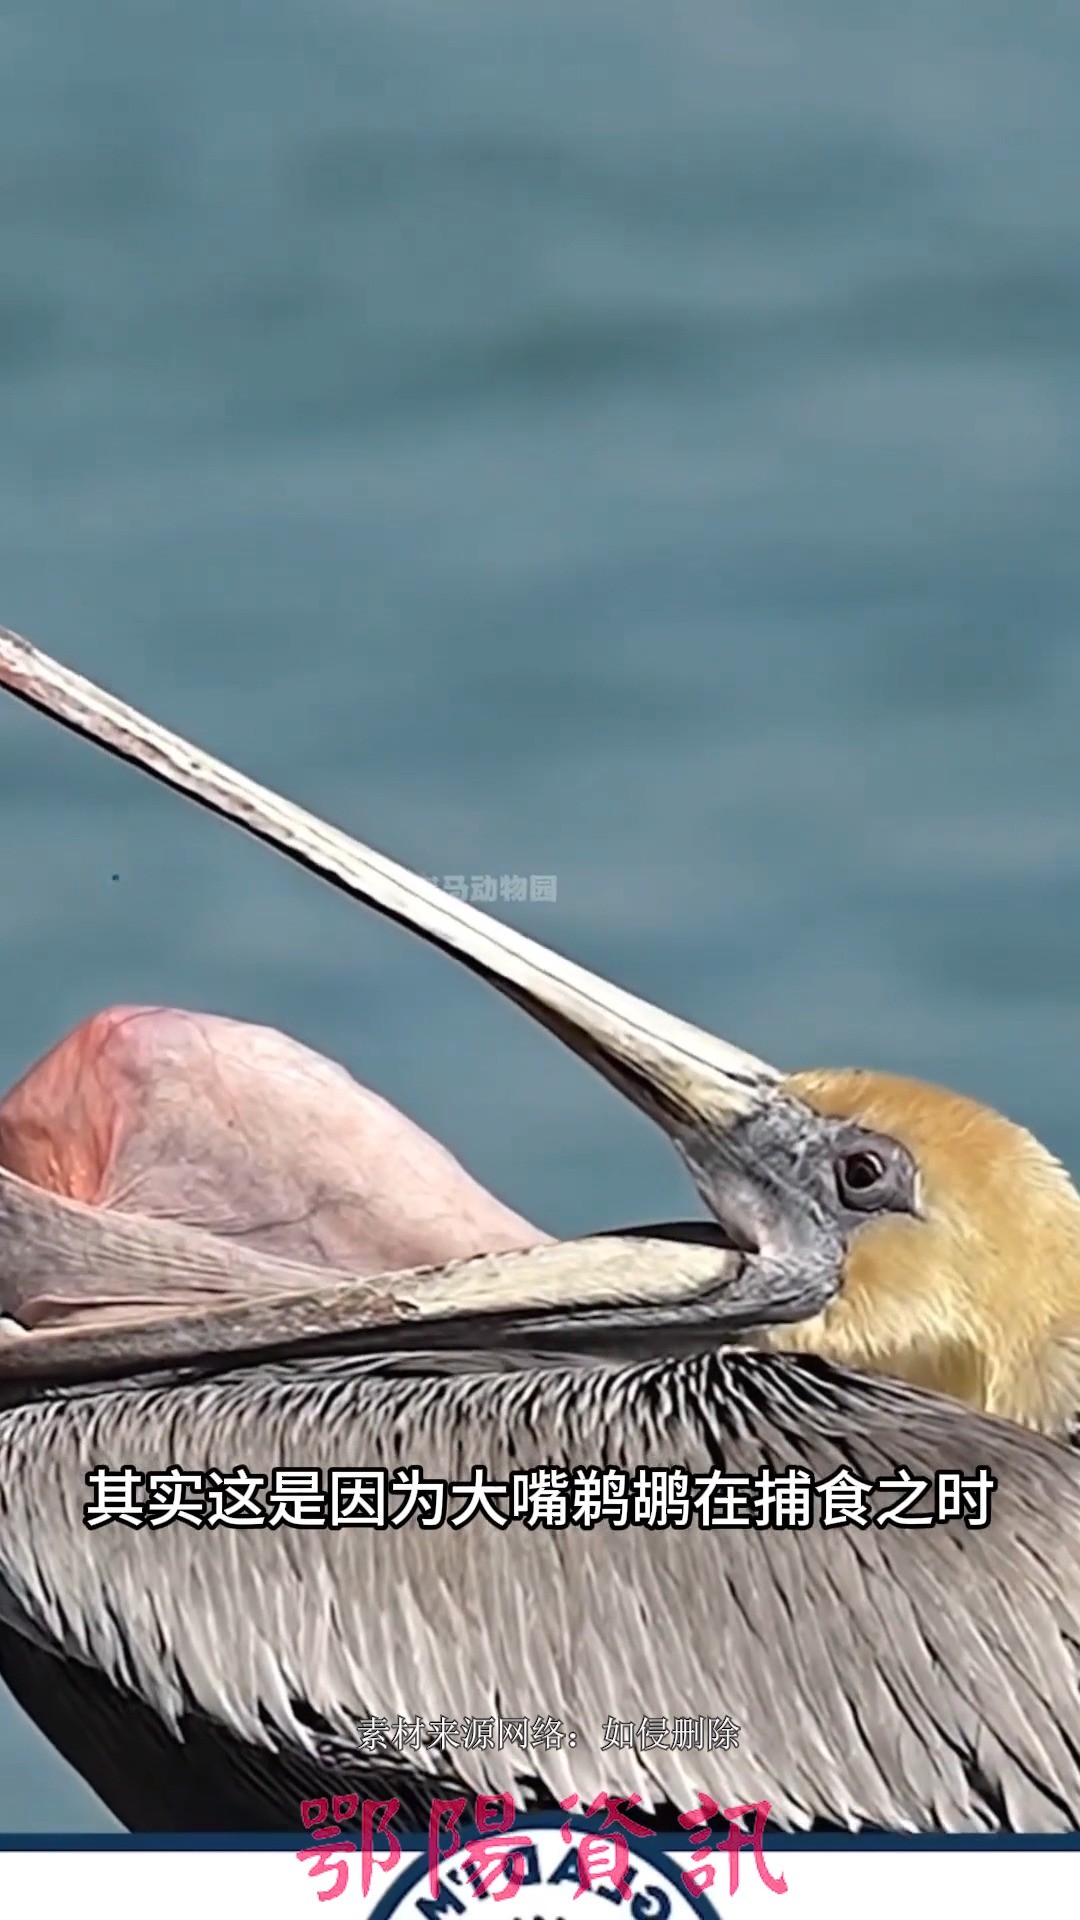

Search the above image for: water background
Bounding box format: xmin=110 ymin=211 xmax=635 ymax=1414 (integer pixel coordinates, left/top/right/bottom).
xmin=1 ymin=0 xmax=1079 ymax=1830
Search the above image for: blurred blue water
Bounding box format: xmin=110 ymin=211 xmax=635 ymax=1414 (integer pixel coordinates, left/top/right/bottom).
xmin=1 ymin=0 xmax=1079 ymax=1831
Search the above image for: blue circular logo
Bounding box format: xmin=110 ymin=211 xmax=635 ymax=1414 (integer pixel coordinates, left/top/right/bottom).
xmin=370 ymin=1819 xmax=724 ymax=1920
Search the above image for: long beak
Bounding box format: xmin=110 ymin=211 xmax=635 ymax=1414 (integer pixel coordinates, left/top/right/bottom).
xmin=0 ymin=1225 xmax=759 ymax=1387
xmin=0 ymin=629 xmax=844 ymax=1362
xmin=0 ymin=630 xmax=776 ymax=1137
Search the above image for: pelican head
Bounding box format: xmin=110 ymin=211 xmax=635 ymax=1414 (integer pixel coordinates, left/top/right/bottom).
xmin=748 ymin=1068 xmax=1080 ymax=1436
xmin=1 ymin=628 xmax=1078 ymax=1435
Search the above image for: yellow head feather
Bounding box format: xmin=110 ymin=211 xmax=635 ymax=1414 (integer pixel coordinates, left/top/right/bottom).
xmin=763 ymin=1067 xmax=1080 ymax=1436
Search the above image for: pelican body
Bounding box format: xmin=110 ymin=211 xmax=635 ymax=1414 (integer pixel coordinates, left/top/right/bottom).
xmin=1 ymin=627 xmax=1080 ymax=1835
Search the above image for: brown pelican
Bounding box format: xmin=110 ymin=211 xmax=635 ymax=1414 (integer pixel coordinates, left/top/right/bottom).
xmin=1 ymin=626 xmax=1080 ymax=1837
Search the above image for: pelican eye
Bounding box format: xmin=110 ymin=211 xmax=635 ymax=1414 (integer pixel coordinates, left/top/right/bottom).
xmin=826 ymin=1129 xmax=918 ymax=1221
xmin=836 ymin=1148 xmax=887 ymax=1206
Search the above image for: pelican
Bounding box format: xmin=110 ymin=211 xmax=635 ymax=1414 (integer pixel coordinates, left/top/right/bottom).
xmin=1 ymin=627 xmax=1080 ymax=1837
